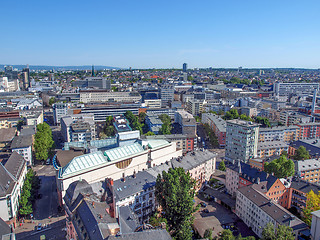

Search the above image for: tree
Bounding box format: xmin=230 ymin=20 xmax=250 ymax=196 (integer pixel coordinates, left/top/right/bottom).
xmin=262 ymin=223 xmax=294 ymax=240
xmin=138 ymin=112 xmax=146 ymax=123
xmin=218 ymin=229 xmax=234 ymax=240
xmin=34 ymin=123 xmax=54 ymax=161
xmin=204 ymin=229 xmax=213 ymax=240
xmin=159 ymin=114 xmax=172 ymax=135
xmin=294 ymin=146 xmax=311 ymax=160
xmin=254 ymin=117 xmax=271 ymax=127
xmin=155 ymin=168 xmax=196 ymax=240
xmin=302 ymin=190 xmax=320 ymax=226
xmin=218 ymin=160 xmax=226 ymax=171
xmin=264 ymin=155 xmax=295 ymax=178
xmin=262 ymin=222 xmax=276 ymax=240
xmin=49 ymin=97 xmax=56 ymax=106
xmin=239 ymin=114 xmax=252 ymax=121
xmin=145 ymin=131 xmax=155 ymax=136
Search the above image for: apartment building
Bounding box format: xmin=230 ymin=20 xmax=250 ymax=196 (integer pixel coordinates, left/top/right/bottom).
xmin=296 ymin=122 xmax=320 ymax=139
xmin=145 ymin=114 xmax=163 ymax=134
xmin=53 ymin=102 xmax=70 ymax=125
xmin=175 ymin=110 xmax=197 ymax=136
xmin=11 ymin=135 xmax=33 ymax=166
xmin=288 ymin=139 xmax=320 ymax=159
xmin=79 ymin=90 xmax=141 ymax=104
xmin=202 ymin=113 xmax=226 ymax=147
xmin=160 ymin=84 xmax=174 ymax=107
xmin=186 ymin=99 xmax=204 ymax=116
xmin=236 ymin=185 xmax=308 ymax=238
xmin=258 ymin=125 xmax=299 ymax=143
xmin=280 ymin=111 xmax=311 ymax=126
xmin=295 ymin=159 xmax=320 ymax=184
xmin=225 ymin=120 xmax=259 ymax=163
xmin=257 ymin=141 xmax=289 ymax=158
xmin=274 ymin=82 xmax=319 ymax=96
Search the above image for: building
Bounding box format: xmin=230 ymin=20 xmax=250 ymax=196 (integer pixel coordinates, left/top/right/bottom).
xmin=144 ymin=99 xmax=161 ymax=109
xmin=113 ymin=115 xmax=132 ymax=133
xmin=274 ymin=82 xmax=319 ymax=97
xmin=21 ymin=66 xmax=30 ymax=90
xmin=240 ymin=107 xmax=257 ymax=117
xmin=258 ymin=125 xmax=299 ymax=143
xmin=10 ymin=134 xmax=33 ymax=166
xmin=257 ymin=141 xmax=288 ymax=158
xmin=296 ymin=122 xmax=320 ymax=139
xmin=145 ymin=114 xmax=163 ymax=134
xmin=201 ymin=113 xmax=226 ymax=147
xmin=186 ymin=99 xmax=204 ymax=116
xmin=175 ymin=110 xmax=197 ymax=136
xmin=0 ymin=152 xmax=27 ymax=227
xmin=236 ymin=185 xmax=308 ymax=238
xmin=0 ymin=128 xmax=16 ymax=152
xmin=280 ymin=111 xmax=311 ymax=126
xmin=80 ymin=90 xmax=141 ymax=104
xmin=225 ymin=120 xmax=259 ymax=163
xmin=53 ymin=102 xmax=70 ymax=125
xmin=160 ymin=85 xmax=174 ymax=107
xmin=54 ymin=138 xmax=182 ymax=205
xmin=295 ymin=159 xmax=320 ymax=184
xmin=311 ymin=210 xmax=320 ymax=240
xmin=183 ymin=63 xmax=187 ymax=72
xmin=289 ymin=139 xmax=320 ymax=159
xmin=0 ymin=120 xmax=12 ymax=129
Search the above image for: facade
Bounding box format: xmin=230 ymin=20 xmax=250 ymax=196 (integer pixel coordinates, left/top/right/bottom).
xmin=0 ymin=152 xmax=27 ymax=227
xmin=257 ymin=141 xmax=288 ymax=158
xmin=236 ymin=185 xmax=308 ymax=238
xmin=295 ymin=159 xmax=320 ymax=184
xmin=311 ymin=210 xmax=320 ymax=240
xmin=11 ymin=135 xmax=33 ymax=166
xmin=280 ymin=111 xmax=311 ymax=126
xmin=175 ymin=110 xmax=197 ymax=136
xmin=186 ymin=99 xmax=204 ymax=116
xmin=258 ymin=125 xmax=299 ymax=143
xmin=296 ymin=123 xmax=320 ymax=139
xmin=53 ymin=102 xmax=69 ymax=125
xmin=201 ymin=113 xmax=226 ymax=147
xmin=54 ymin=139 xmax=182 ymax=205
xmin=274 ymin=82 xmax=319 ymax=96
xmin=240 ymin=107 xmax=257 ymax=117
xmin=79 ymin=90 xmax=141 ymax=104
xmin=145 ymin=114 xmax=163 ymax=134
xmin=160 ymin=85 xmax=174 ymax=107
xmin=225 ymin=120 xmax=259 ymax=163
xmin=144 ymin=99 xmax=161 ymax=109
xmin=183 ymin=63 xmax=187 ymax=72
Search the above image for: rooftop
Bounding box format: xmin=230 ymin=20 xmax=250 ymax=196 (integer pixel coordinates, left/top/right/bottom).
xmin=257 ymin=141 xmax=288 ymax=150
xmin=202 ymin=113 xmax=226 ymax=132
xmin=227 ymin=119 xmax=259 ymax=127
xmin=10 ymin=134 xmax=32 ymax=149
xmin=295 ymin=159 xmax=320 ymax=172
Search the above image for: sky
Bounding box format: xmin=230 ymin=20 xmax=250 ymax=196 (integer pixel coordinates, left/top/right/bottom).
xmin=1 ymin=0 xmax=320 ymax=69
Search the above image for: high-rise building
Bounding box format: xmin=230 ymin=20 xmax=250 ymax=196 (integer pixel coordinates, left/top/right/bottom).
xmin=183 ymin=63 xmax=187 ymax=72
xmin=160 ymin=84 xmax=174 ymax=107
xmin=22 ymin=65 xmax=30 ymax=90
xmin=91 ymin=65 xmax=95 ymax=77
xmin=225 ymin=119 xmax=259 ymax=163
xmin=186 ymin=99 xmax=204 ymax=116
xmin=4 ymin=65 xmax=18 ymax=80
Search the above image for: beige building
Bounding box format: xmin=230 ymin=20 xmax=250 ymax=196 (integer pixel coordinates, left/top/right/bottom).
xmin=186 ymin=99 xmax=204 ymax=116
xmin=144 ymin=99 xmax=161 ymax=108
xmin=257 ymin=141 xmax=289 ymax=158
xmin=259 ymin=125 xmax=299 ymax=143
xmin=80 ymin=90 xmax=141 ymax=103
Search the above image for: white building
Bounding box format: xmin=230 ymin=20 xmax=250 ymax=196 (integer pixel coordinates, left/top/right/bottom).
xmin=236 ymin=185 xmax=308 ymax=239
xmin=311 ymin=210 xmax=320 ymax=240
xmin=79 ymin=90 xmax=141 ymax=103
xmin=144 ymin=99 xmax=162 ymax=109
xmin=274 ymin=82 xmax=319 ymax=97
xmin=11 ymin=135 xmax=33 ymax=166
xmin=225 ymin=119 xmax=259 ymax=163
xmin=0 ymin=152 xmax=27 ymax=226
xmin=53 ymin=102 xmax=70 ymax=125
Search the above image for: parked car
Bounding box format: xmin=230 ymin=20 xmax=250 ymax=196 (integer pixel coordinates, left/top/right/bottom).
xmin=37 ymin=223 xmax=42 ymax=231
xmin=200 ymin=202 xmax=207 ymax=207
xmin=203 ymin=208 xmax=209 ymax=213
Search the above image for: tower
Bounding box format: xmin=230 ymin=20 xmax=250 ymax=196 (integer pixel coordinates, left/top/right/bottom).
xmin=312 ymin=89 xmax=317 ymax=115
xmin=92 ymin=65 xmax=95 ymax=77
xmin=183 ymin=63 xmax=187 ymax=72
xmin=22 ymin=64 xmax=30 ymax=90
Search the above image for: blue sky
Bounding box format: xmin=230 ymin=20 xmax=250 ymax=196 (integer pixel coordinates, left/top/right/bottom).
xmin=1 ymin=0 xmax=320 ymax=69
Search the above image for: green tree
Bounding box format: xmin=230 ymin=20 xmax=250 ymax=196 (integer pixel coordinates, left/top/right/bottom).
xmin=155 ymin=168 xmax=196 ymax=240
xmin=254 ymin=116 xmax=271 ymax=127
xmin=262 ymin=223 xmax=294 ymax=240
xmin=49 ymin=97 xmax=56 ymax=106
xmin=218 ymin=229 xmax=234 ymax=240
xmin=34 ymin=123 xmax=54 ymax=161
xmin=138 ymin=112 xmax=146 ymax=123
xmin=294 ymin=146 xmax=311 ymax=160
xmin=204 ymin=228 xmax=213 ymax=240
xmin=264 ymin=155 xmax=295 ymax=178
xmin=262 ymin=222 xmax=276 ymax=240
xmin=158 ymin=114 xmax=172 ymax=135
xmin=145 ymin=131 xmax=155 ymax=136
xmin=302 ymin=190 xmax=320 ymax=226
xmin=218 ymin=160 xmax=226 ymax=171
xmin=239 ymin=114 xmax=252 ymax=121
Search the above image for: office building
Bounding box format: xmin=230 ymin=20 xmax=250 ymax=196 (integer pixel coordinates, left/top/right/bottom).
xmin=145 ymin=114 xmax=163 ymax=134
xmin=21 ymin=66 xmax=30 ymax=90
xmin=80 ymin=90 xmax=141 ymax=103
xmin=186 ymin=99 xmax=204 ymax=116
xmin=225 ymin=120 xmax=259 ymax=163
xmin=280 ymin=111 xmax=311 ymax=126
xmin=274 ymin=82 xmax=319 ymax=96
xmin=311 ymin=210 xmax=320 ymax=240
xmin=183 ymin=63 xmax=187 ymax=72
xmin=144 ymin=99 xmax=161 ymax=108
xmin=160 ymin=85 xmax=174 ymax=107
xmin=175 ymin=110 xmax=197 ymax=136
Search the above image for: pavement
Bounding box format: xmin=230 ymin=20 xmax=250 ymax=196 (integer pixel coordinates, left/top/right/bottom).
xmin=14 ymin=165 xmax=66 ymax=240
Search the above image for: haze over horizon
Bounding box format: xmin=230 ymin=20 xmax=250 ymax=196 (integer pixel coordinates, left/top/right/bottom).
xmin=1 ymin=0 xmax=320 ymax=69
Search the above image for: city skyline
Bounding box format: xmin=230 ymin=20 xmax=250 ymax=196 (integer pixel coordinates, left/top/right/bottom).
xmin=1 ymin=0 xmax=320 ymax=69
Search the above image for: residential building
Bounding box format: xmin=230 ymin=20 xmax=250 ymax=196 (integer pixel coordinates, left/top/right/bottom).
xmin=10 ymin=135 xmax=33 ymax=166
xmin=202 ymin=113 xmax=226 ymax=147
xmin=145 ymin=114 xmax=163 ymax=134
xmin=236 ymin=185 xmax=308 ymax=238
xmin=186 ymin=99 xmax=204 ymax=116
xmin=160 ymin=85 xmax=174 ymax=107
xmin=175 ymin=110 xmax=197 ymax=136
xmin=20 ymin=110 xmax=43 ymax=126
xmin=289 ymin=139 xmax=320 ymax=159
xmin=295 ymin=159 xmax=320 ymax=184
xmin=258 ymin=126 xmax=299 ymax=143
xmin=311 ymin=210 xmax=320 ymax=240
xmin=240 ymin=107 xmax=257 ymax=117
xmin=274 ymin=82 xmax=319 ymax=97
xmin=80 ymin=90 xmax=141 ymax=103
xmin=296 ymin=122 xmax=320 ymax=139
xmin=280 ymin=111 xmax=311 ymax=126
xmin=0 ymin=152 xmax=27 ymax=227
xmin=0 ymin=128 xmax=16 ymax=152
xmin=53 ymin=102 xmax=70 ymax=125
xmin=225 ymin=120 xmax=259 ymax=163
xmin=257 ymin=141 xmax=288 ymax=158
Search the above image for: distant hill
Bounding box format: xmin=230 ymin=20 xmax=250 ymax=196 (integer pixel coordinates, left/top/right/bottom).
xmin=0 ymin=65 xmax=121 ymax=71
